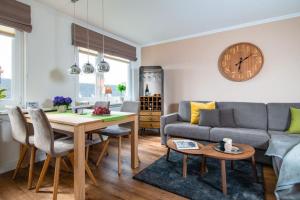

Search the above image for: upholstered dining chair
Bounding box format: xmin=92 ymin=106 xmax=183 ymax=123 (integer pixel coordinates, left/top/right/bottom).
xmin=7 ymin=106 xmax=36 ymax=189
xmin=29 ymin=109 xmax=97 ymax=200
xmin=96 ymin=101 xmax=140 ymax=175
xmin=94 ymin=101 xmax=110 ymax=108
xmin=86 ymin=101 xmax=110 ymax=160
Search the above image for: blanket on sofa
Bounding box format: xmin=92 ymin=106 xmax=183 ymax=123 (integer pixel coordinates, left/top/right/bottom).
xmin=266 ymin=134 xmax=300 ymax=200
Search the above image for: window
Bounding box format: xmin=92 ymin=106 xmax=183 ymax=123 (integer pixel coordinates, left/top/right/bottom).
xmin=78 ymin=52 xmax=97 ymax=99
xmin=103 ymin=57 xmax=130 ymax=103
xmin=77 ymin=49 xmax=131 ymax=104
xmin=0 ymin=25 xmax=23 ymax=109
xmin=0 ymin=33 xmax=13 ymax=99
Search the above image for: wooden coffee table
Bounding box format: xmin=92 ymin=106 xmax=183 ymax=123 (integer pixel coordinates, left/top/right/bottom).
xmin=201 ymin=143 xmax=257 ymax=195
xmin=166 ymin=139 xmax=204 ymax=178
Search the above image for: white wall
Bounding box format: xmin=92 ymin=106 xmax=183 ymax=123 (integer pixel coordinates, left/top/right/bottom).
xmin=142 ymin=17 xmax=300 ymax=113
xmin=0 ymin=0 xmax=141 ymax=174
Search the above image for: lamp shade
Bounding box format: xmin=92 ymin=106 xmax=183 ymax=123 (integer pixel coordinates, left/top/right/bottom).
xmin=82 ymin=62 xmax=95 ymax=74
xmin=68 ymin=63 xmax=81 ymax=75
xmin=97 ymin=59 xmax=110 ymax=73
xmin=105 ymin=86 xmax=112 ymax=94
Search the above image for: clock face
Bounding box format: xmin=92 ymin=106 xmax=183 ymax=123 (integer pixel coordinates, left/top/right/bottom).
xmin=218 ymin=42 xmax=264 ymax=82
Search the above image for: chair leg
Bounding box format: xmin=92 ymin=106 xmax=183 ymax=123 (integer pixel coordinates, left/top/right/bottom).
xmin=12 ymin=144 xmax=28 ymax=180
xmin=68 ymin=153 xmax=97 ymax=185
xmin=96 ymin=138 xmax=110 ymax=167
xmin=53 ymin=157 xmax=61 ymax=200
xmin=85 ymin=161 xmax=97 ymax=185
xmin=35 ymin=154 xmax=51 ymax=192
xmin=27 ymin=146 xmax=36 ymax=189
xmin=61 ymin=158 xmax=71 ymax=172
xmin=86 ymin=146 xmax=90 ymax=161
xmin=118 ymin=136 xmax=122 ymax=176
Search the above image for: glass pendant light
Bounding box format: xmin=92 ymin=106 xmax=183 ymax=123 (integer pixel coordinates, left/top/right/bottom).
xmin=97 ymin=0 xmax=110 ymax=73
xmin=68 ymin=0 xmax=81 ymax=75
xmin=82 ymin=0 xmax=95 ymax=74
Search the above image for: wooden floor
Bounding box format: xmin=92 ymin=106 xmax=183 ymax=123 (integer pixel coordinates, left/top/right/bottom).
xmin=0 ymin=134 xmax=276 ymax=200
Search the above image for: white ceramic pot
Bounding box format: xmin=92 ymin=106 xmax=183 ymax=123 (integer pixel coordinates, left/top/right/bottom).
xmin=57 ymin=105 xmax=67 ymax=113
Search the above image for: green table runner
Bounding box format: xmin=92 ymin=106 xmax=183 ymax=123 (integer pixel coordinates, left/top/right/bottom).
xmin=47 ymin=111 xmax=126 ymax=122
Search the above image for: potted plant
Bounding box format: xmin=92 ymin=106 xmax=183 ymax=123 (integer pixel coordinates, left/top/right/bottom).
xmin=0 ymin=88 xmax=6 ymax=100
xmin=117 ymin=83 xmax=126 ymax=102
xmin=53 ymin=96 xmax=72 ymax=112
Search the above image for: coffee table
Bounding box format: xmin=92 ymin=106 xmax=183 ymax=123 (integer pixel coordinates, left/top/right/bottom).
xmin=201 ymin=143 xmax=257 ymax=195
xmin=166 ymin=139 xmax=204 ymax=177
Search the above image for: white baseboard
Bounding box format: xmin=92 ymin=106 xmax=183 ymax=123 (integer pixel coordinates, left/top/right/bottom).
xmin=0 ymin=152 xmax=46 ymax=174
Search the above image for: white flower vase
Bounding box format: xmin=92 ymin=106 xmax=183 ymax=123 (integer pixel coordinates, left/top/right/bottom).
xmin=120 ymin=96 xmax=125 ymax=103
xmin=57 ymin=105 xmax=67 ymax=113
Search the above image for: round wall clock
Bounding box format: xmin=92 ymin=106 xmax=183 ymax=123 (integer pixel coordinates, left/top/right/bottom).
xmin=218 ymin=42 xmax=264 ymax=82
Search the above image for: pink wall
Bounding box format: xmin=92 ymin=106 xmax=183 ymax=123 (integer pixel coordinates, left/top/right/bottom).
xmin=142 ymin=17 xmax=300 ymax=113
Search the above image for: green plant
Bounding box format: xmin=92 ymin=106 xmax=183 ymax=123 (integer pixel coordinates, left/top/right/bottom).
xmin=0 ymin=88 xmax=6 ymax=99
xmin=117 ymin=83 xmax=126 ymax=94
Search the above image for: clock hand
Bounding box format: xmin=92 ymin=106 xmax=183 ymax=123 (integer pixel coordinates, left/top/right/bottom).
xmin=241 ymin=54 xmax=252 ymax=63
xmin=235 ymin=57 xmax=243 ymax=66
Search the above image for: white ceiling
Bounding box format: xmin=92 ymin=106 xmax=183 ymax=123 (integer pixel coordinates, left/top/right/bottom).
xmin=35 ymin=0 xmax=300 ymax=46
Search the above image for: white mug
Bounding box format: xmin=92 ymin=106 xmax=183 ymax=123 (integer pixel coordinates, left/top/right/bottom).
xmin=223 ymin=138 xmax=232 ymax=152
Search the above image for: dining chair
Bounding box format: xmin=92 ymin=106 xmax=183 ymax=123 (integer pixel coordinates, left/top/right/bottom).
xmin=86 ymin=101 xmax=110 ymax=160
xmin=94 ymin=101 xmax=110 ymax=108
xmin=29 ymin=109 xmax=97 ymax=200
xmin=96 ymin=101 xmax=140 ymax=175
xmin=7 ymin=106 xmax=36 ymax=189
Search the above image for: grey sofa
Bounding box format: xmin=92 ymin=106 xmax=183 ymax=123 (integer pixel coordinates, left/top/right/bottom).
xmin=161 ymin=101 xmax=300 ymax=164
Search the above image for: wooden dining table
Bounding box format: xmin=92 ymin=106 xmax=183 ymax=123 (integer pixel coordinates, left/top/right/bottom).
xmin=24 ymin=111 xmax=139 ymax=200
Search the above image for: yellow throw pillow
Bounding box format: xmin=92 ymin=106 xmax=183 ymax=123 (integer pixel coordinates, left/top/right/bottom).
xmin=190 ymin=101 xmax=216 ymax=124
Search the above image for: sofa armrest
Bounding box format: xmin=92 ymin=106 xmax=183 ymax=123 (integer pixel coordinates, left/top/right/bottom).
xmin=160 ymin=113 xmax=179 ymax=145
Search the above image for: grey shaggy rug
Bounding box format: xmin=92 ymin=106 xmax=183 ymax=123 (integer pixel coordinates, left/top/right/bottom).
xmin=133 ymin=151 xmax=264 ymax=200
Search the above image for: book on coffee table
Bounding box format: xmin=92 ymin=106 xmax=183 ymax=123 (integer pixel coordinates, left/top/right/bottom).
xmin=173 ymin=139 xmax=199 ymax=150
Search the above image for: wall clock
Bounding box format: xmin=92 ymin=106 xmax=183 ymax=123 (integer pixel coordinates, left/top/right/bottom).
xmin=218 ymin=42 xmax=264 ymax=82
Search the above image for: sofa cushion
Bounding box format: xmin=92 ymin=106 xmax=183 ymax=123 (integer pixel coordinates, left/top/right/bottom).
xmin=268 ymin=130 xmax=300 ymax=138
xmin=210 ymin=127 xmax=270 ymax=150
xmin=267 ymin=103 xmax=300 ymax=131
xmin=164 ymin=121 xmax=211 ymax=141
xmin=217 ymin=102 xmax=267 ymax=130
xmin=220 ymin=109 xmax=236 ymax=128
xmin=199 ymin=109 xmax=220 ymax=127
xmin=178 ymin=101 xmax=210 ymax=122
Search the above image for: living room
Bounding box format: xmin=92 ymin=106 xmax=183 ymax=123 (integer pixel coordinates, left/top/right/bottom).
xmin=0 ymin=0 xmax=300 ymax=200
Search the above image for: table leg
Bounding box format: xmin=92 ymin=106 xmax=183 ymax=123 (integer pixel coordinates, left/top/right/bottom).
xmin=166 ymin=148 xmax=170 ymax=161
xmin=201 ymin=156 xmax=206 ymax=176
xmin=131 ymin=115 xmax=139 ymax=169
xmin=221 ymin=160 xmax=227 ymax=195
xmin=74 ymin=125 xmax=86 ymax=200
xmin=183 ymin=154 xmax=187 ymax=178
xmin=251 ymin=156 xmax=258 ymax=182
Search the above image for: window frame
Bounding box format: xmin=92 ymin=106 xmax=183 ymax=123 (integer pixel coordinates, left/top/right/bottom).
xmin=75 ymin=48 xmax=132 ymax=105
xmin=0 ymin=29 xmax=24 ymax=108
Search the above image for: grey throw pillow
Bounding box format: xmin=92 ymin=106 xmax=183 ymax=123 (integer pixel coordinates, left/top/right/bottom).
xmin=199 ymin=109 xmax=220 ymax=127
xmin=220 ymin=109 xmax=236 ymax=128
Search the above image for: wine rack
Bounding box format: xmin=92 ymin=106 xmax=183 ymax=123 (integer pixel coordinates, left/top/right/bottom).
xmin=140 ymin=96 xmax=162 ymax=111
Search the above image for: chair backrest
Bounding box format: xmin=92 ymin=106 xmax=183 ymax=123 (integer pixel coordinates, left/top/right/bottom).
xmin=94 ymin=101 xmax=110 ymax=109
xmin=120 ymin=101 xmax=140 ymax=114
xmin=7 ymin=106 xmax=29 ymax=145
xmin=29 ymin=109 xmax=54 ymax=155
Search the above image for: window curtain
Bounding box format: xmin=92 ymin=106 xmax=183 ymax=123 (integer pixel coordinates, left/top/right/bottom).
xmin=72 ymin=23 xmax=137 ymax=61
xmin=0 ymin=0 xmax=32 ymax=32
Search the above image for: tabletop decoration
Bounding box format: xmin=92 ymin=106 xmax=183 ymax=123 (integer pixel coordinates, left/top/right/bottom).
xmin=92 ymin=106 xmax=110 ymax=116
xmin=53 ymin=96 xmax=72 ymax=112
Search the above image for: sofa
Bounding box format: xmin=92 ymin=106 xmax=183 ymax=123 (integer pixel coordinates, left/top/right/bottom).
xmin=161 ymin=101 xmax=300 ymax=164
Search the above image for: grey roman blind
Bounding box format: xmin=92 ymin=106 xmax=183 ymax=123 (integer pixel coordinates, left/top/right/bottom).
xmin=0 ymin=0 xmax=32 ymax=32
xmin=71 ymin=23 xmax=137 ymax=61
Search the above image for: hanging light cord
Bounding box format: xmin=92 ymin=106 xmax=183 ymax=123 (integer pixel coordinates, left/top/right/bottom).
xmin=87 ymin=0 xmax=90 ymax=63
xmin=102 ymin=0 xmax=105 ymax=60
xmin=73 ymin=1 xmax=77 ymax=64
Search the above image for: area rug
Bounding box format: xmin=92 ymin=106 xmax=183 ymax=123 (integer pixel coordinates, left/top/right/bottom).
xmin=133 ymin=151 xmax=264 ymax=200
